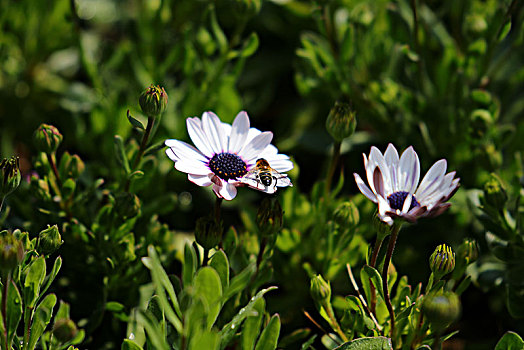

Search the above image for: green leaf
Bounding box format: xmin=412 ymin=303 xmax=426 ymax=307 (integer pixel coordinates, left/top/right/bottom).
xmin=144 ymin=141 xmax=166 ymax=157
xmin=55 ymin=300 xmax=71 ymax=321
xmin=210 ymin=6 xmax=227 ymax=54
xmin=142 ymin=246 xmax=183 ymax=333
xmin=362 ymin=265 xmax=385 ymax=302
xmin=455 ymin=276 xmax=471 ymax=296
xmin=62 ymin=178 xmax=76 ymax=198
xmin=498 ymin=21 xmax=511 ymax=42
xmin=23 ymin=257 xmax=47 ymax=308
xmin=194 ymin=267 xmax=223 ymax=329
xmin=5 ymin=280 xmax=22 ymax=347
xmin=183 ymin=243 xmax=197 ymax=287
xmin=240 ymin=32 xmax=259 ymax=58
xmin=334 ymin=336 xmax=392 ymax=350
xmin=137 ymin=311 xmax=170 ymax=350
xmin=223 ymin=263 xmax=256 ymax=301
xmin=40 ymin=256 xmax=62 ymax=297
xmin=495 ymin=331 xmax=524 ymax=350
xmin=241 ymin=297 xmax=265 ymax=350
xmin=189 ymin=328 xmax=220 ymax=350
xmin=28 ymin=293 xmax=57 ymax=350
xmin=254 ymin=314 xmax=281 ymax=350
xmin=127 ymin=110 xmax=145 ymax=130
xmin=114 ymin=135 xmax=131 ymax=174
xmin=209 ymin=249 xmax=229 ymax=291
xmin=127 ymin=170 xmax=144 ymax=180
xmin=219 ymin=286 xmax=277 ymax=350
xmin=121 ymin=339 xmax=144 ymax=350
xmin=106 ymin=301 xmax=125 ymax=313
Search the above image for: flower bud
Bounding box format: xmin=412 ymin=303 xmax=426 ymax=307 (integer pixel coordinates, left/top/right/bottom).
xmin=422 ymin=291 xmax=461 ymax=332
xmin=0 ymin=232 xmax=25 ymax=275
xmin=115 ymin=192 xmax=141 ymax=219
xmin=37 ymin=225 xmax=63 ymax=256
xmin=325 ymin=101 xmax=357 ymax=142
xmin=195 ymin=215 xmax=223 ymax=250
xmin=256 ymin=197 xmax=283 ymax=236
xmin=373 ymin=212 xmax=392 ymax=240
xmin=429 ymin=244 xmax=455 ymax=280
xmin=310 ymin=274 xmax=331 ymax=306
xmin=34 ymin=124 xmax=63 ymax=154
xmin=52 ymin=318 xmax=79 ymax=343
xmin=0 ymin=156 xmax=21 ymax=199
xmin=59 ymin=152 xmax=85 ymax=179
xmin=139 ymin=85 xmax=168 ymax=118
xmin=457 ymin=238 xmax=479 ymax=265
xmin=483 ymin=173 xmax=507 ymax=210
xmin=333 ymin=201 xmax=359 ymax=228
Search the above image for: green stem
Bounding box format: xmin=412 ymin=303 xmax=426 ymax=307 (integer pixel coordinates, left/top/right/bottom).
xmin=1 ymin=273 xmax=9 ymax=350
xmin=202 ymin=248 xmax=209 ymax=267
xmin=325 ymin=303 xmax=348 ymax=342
xmin=369 ymin=235 xmax=386 ymax=315
xmin=382 ymin=224 xmax=401 ymax=340
xmin=125 ymin=117 xmax=155 ymax=192
xmin=324 ymin=141 xmax=341 ymax=197
xmin=46 ymin=153 xmax=62 ymax=188
xmin=0 ymin=197 xmax=4 ymax=215
xmin=410 ymin=0 xmax=424 ymax=90
xmin=214 ymin=197 xmax=223 ymax=223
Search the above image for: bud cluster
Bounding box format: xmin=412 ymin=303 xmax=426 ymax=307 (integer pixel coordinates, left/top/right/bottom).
xmin=34 ymin=124 xmax=63 ymax=154
xmin=37 ymin=225 xmax=63 ymax=256
xmin=333 ymin=201 xmax=359 ymax=229
xmin=195 ymin=215 xmax=223 ymax=250
xmin=422 ymin=291 xmax=461 ymax=332
xmin=482 ymin=173 xmax=507 ymax=210
xmin=310 ymin=274 xmax=331 ymax=307
xmin=325 ymin=101 xmax=357 ymax=142
xmin=0 ymin=232 xmax=25 ymax=276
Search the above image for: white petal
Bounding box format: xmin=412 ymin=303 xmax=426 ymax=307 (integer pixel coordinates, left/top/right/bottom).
xmin=398 ymin=146 xmax=420 ymax=193
xmin=259 ymin=144 xmax=279 ymax=158
xmin=165 ymin=139 xmax=207 ymax=162
xmin=228 ymin=111 xmax=250 ymax=153
xmin=188 ymin=174 xmax=213 ymax=187
xmin=165 ymin=148 xmax=179 ymax=162
xmin=202 ymin=112 xmax=227 ymax=154
xmin=244 ymin=127 xmax=262 ymax=145
xmin=366 ymin=146 xmax=392 ymax=196
xmin=354 ymin=173 xmax=377 ymax=203
xmin=174 ymin=160 xmax=210 ymax=175
xmin=276 ymin=176 xmax=292 ymax=187
xmin=401 ymin=193 xmax=412 ymax=213
xmin=239 ymin=132 xmax=273 ymax=162
xmin=377 ymin=195 xmax=394 ymax=225
xmin=267 ymin=159 xmax=293 ymax=172
xmin=385 ymin=144 xmax=400 ymax=191
xmin=187 ymin=117 xmax=214 ymax=158
xmin=215 ymin=182 xmax=238 ymax=200
xmin=416 ymin=159 xmax=447 ymax=200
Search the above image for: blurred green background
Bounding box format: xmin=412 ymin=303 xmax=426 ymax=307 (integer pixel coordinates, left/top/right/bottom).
xmin=1 ymin=0 xmax=524 ymax=348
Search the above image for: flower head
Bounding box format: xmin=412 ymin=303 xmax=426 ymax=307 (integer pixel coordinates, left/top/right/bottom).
xmin=353 ymin=144 xmax=459 ymax=225
xmin=165 ymin=111 xmax=293 ymax=200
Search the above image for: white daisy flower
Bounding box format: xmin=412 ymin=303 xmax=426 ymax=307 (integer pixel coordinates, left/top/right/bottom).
xmin=165 ymin=111 xmax=293 ymax=200
xmin=353 ymin=143 xmax=460 ymax=225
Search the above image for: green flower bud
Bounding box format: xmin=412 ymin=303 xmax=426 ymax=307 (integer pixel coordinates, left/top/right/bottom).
xmin=115 ymin=192 xmax=141 ymax=219
xmin=325 ymin=101 xmax=357 ymax=142
xmin=59 ymin=152 xmax=85 ymax=179
xmin=483 ymin=173 xmax=507 ymax=210
xmin=457 ymin=238 xmax=479 ymax=265
xmin=0 ymin=156 xmax=21 ymax=199
xmin=256 ymin=197 xmax=283 ymax=236
xmin=52 ymin=318 xmax=79 ymax=343
xmin=481 ymin=143 xmax=502 ymax=170
xmin=465 ymin=14 xmax=488 ymax=37
xmin=429 ymin=244 xmax=455 ymax=280
xmin=0 ymin=232 xmax=25 ymax=275
xmin=333 ymin=201 xmax=359 ymax=228
xmin=310 ymin=274 xmax=331 ymax=306
xmin=34 ymin=124 xmax=63 ymax=154
xmin=195 ymin=215 xmax=223 ymax=250
xmin=139 ymin=84 xmax=168 ymax=118
xmin=37 ymin=225 xmax=63 ymax=256
xmin=422 ymin=291 xmax=461 ymax=332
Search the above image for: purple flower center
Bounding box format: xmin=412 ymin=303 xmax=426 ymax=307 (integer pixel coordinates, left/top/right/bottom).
xmin=387 ymin=191 xmax=420 ymax=211
xmin=208 ymin=152 xmax=247 ymax=181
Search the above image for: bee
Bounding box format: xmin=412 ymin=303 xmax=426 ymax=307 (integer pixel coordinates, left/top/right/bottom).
xmin=244 ymin=158 xmax=292 ymax=190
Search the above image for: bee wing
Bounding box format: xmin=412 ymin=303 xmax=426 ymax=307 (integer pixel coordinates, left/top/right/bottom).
xmin=270 ymin=170 xmax=293 ymax=187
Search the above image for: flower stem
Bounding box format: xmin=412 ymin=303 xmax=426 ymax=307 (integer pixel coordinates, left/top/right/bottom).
xmin=1 ymin=273 xmax=9 ymax=350
xmin=369 ymin=235 xmax=386 ymax=315
xmin=324 ymin=141 xmax=341 ymax=197
xmin=214 ymin=197 xmax=223 ymax=223
xmin=125 ymin=117 xmax=155 ymax=192
xmin=46 ymin=152 xmax=62 ymax=187
xmin=382 ymin=224 xmax=401 ymax=339
xmin=325 ymin=303 xmax=348 ymax=343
